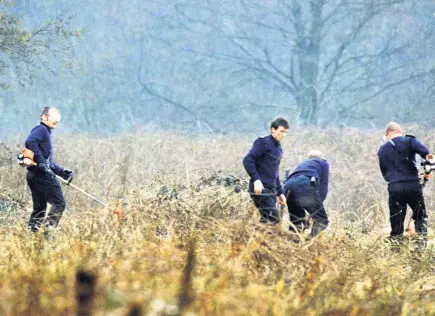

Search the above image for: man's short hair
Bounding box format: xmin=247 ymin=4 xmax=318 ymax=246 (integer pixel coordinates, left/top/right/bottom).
xmin=385 ymin=121 xmax=401 ymax=134
xmin=270 ymin=116 xmax=289 ymax=130
xmin=308 ymin=150 xmax=324 ymax=159
xmin=41 ymin=107 xmax=61 ymax=121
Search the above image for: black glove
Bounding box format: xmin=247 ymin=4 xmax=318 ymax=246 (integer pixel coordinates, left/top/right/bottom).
xmin=60 ymin=169 xmax=74 ymax=182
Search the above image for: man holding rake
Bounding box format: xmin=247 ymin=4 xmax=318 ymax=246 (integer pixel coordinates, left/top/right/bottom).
xmin=22 ymin=107 xmax=73 ymax=239
xmin=243 ymin=117 xmax=288 ymax=225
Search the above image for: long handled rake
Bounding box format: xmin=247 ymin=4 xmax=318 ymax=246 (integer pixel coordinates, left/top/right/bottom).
xmin=17 ymin=147 xmax=127 ymax=222
xmin=56 ymin=175 xmax=126 ymax=222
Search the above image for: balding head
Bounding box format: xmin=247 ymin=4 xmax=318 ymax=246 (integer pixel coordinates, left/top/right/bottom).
xmin=41 ymin=107 xmax=61 ymax=121
xmin=40 ymin=107 xmax=61 ymax=129
xmin=384 ymin=121 xmax=402 ymax=140
xmin=385 ymin=122 xmax=401 ymax=134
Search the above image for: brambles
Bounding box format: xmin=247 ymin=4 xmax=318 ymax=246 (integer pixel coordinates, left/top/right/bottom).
xmin=0 ymin=192 xmax=27 ymax=228
xmin=0 ymin=127 xmax=434 ymax=314
xmin=196 ymin=170 xmax=249 ymax=192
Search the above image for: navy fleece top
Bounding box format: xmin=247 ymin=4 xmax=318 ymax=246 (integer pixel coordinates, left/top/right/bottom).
xmin=243 ymin=135 xmax=284 ymax=195
xmin=285 ymin=158 xmax=329 ymax=201
xmin=25 ymin=122 xmax=63 ymax=175
xmin=378 ymin=135 xmax=429 ymax=184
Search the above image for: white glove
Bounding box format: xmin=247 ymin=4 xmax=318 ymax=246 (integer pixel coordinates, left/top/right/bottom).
xmin=253 ymin=180 xmax=264 ymax=195
xmin=19 ymin=158 xmax=35 ymax=167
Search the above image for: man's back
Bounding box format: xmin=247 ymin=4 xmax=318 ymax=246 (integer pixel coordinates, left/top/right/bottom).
xmin=283 ymin=152 xmax=329 ymax=236
xmin=287 ymin=158 xmax=329 ymax=201
xmin=378 ymin=135 xmax=428 ymax=184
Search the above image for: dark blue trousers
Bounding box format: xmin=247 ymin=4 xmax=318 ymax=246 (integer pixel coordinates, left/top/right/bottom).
xmin=284 ymin=175 xmax=328 ymax=236
xmin=388 ymin=181 xmax=427 ymax=237
xmin=249 ymin=182 xmax=280 ymax=224
xmin=26 ymin=170 xmax=66 ymax=232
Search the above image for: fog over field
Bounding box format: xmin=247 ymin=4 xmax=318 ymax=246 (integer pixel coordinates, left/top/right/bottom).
xmin=1 ymin=0 xmax=435 ymax=135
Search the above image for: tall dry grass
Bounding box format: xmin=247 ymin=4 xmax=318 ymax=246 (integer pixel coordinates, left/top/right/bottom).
xmin=0 ymin=126 xmax=434 ymax=315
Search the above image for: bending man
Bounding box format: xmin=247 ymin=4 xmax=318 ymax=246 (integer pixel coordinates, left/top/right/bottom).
xmin=284 ymin=150 xmax=329 ymax=237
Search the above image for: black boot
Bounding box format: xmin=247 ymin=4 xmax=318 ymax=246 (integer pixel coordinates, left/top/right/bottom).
xmin=412 ymin=235 xmax=427 ymax=253
xmin=386 ymin=235 xmax=405 ymax=253
xmin=28 ymin=220 xmax=42 ymax=233
xmin=310 ymin=221 xmax=327 ymax=237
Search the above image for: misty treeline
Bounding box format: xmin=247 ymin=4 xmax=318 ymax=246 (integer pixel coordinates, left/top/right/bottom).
xmin=0 ymin=0 xmax=434 ymax=135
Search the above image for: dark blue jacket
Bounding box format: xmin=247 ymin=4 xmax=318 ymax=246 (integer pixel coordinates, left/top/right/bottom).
xmin=25 ymin=123 xmax=63 ymax=175
xmin=285 ymin=158 xmax=329 ymax=201
xmin=243 ymin=135 xmax=284 ymax=195
xmin=378 ymin=135 xmax=429 ymax=184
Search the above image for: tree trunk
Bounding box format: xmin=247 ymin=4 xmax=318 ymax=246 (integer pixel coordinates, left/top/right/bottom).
xmin=297 ymin=86 xmax=318 ymax=125
xmin=297 ymin=0 xmax=323 ymax=125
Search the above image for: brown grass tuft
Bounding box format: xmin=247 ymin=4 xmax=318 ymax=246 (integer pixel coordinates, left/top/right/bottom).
xmin=0 ymin=126 xmax=434 ymax=315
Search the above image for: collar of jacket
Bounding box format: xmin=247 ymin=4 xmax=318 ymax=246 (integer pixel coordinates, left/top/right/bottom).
xmin=40 ymin=122 xmax=52 ymax=133
xmin=269 ymin=134 xmax=280 ymax=146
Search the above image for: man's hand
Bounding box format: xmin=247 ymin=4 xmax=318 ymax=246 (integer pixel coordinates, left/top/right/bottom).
xmin=253 ymin=180 xmax=264 ymax=195
xmin=20 ymin=158 xmax=36 ymax=167
xmin=60 ymin=169 xmax=74 ymax=182
xmin=278 ymin=194 xmax=286 ymax=206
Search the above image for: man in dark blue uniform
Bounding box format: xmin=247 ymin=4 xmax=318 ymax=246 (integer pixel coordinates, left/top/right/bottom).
xmin=284 ymin=150 xmax=329 ymax=237
xmin=243 ymin=117 xmax=289 ymax=224
xmin=378 ymin=122 xmax=429 ymax=245
xmin=24 ymin=107 xmax=73 ymax=238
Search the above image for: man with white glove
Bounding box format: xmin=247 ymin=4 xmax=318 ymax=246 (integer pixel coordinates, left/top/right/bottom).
xmin=24 ymin=107 xmax=73 ymax=239
xmin=243 ymin=117 xmax=289 ymax=224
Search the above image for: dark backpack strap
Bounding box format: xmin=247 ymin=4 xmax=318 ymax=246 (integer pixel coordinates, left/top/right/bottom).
xmin=389 ymin=136 xmax=414 ymax=154
xmin=404 ymin=135 xmax=415 ymax=156
xmin=388 ymin=136 xmax=416 ymax=172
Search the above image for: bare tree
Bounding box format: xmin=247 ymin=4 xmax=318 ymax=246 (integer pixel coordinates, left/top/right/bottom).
xmin=144 ymin=0 xmax=435 ymax=125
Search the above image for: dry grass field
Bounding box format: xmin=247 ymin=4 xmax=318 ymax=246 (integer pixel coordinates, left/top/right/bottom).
xmin=0 ymin=126 xmax=435 ymax=315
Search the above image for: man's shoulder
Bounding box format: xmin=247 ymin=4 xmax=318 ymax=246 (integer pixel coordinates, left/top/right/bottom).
xmin=253 ymin=135 xmax=269 ymax=144
xmin=311 ymin=158 xmax=329 ymax=168
xmin=311 ymin=157 xmax=328 ymax=163
xmin=320 ymin=158 xmax=329 ymax=165
xmin=31 ymin=124 xmax=46 ymax=131
xmin=378 ymin=142 xmax=390 ymax=154
xmin=404 ymin=134 xmax=423 ymax=145
xmin=405 ymin=134 xmax=429 ymax=150
xmin=378 ymin=142 xmax=387 ymax=150
xmin=29 ymin=124 xmax=49 ymax=137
